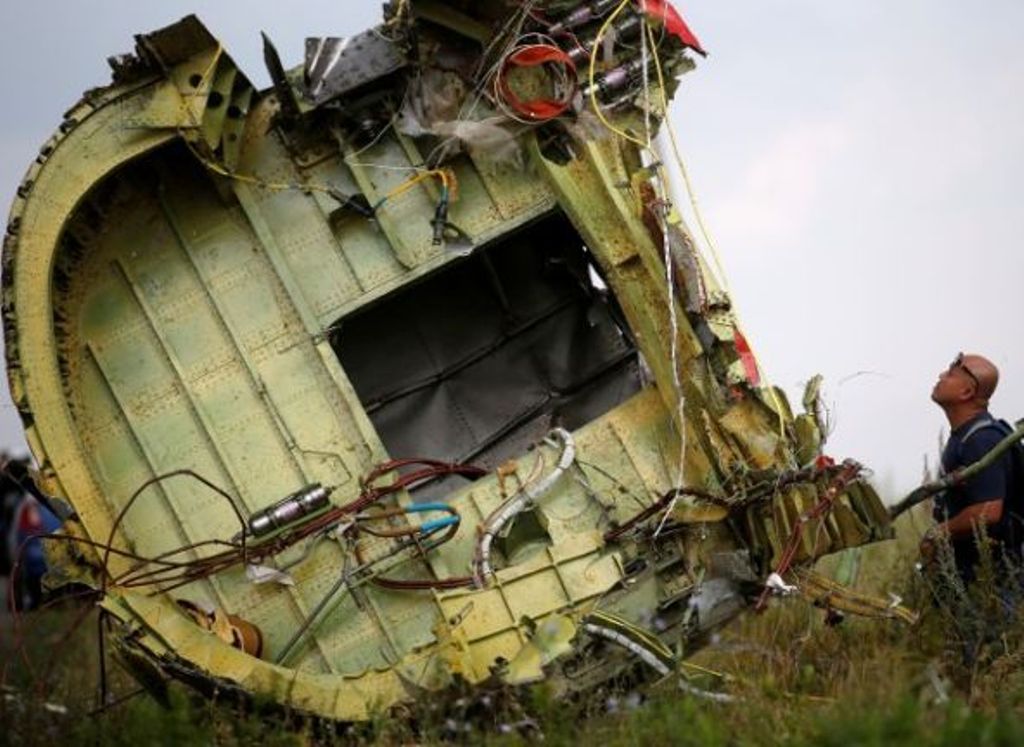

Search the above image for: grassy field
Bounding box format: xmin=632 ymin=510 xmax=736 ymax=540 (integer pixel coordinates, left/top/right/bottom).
xmin=3 ymin=508 xmax=1024 ymax=746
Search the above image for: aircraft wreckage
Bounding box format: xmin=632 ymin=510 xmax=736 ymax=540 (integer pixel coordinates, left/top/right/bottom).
xmin=3 ymin=0 xmax=908 ymax=721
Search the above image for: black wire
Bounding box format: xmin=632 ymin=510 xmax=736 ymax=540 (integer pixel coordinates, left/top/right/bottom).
xmin=85 ymin=685 xmax=152 ymax=719
xmin=97 ymin=610 xmax=108 ymax=711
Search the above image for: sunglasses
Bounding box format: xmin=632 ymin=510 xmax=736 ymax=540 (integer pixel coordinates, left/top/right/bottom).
xmin=949 ymin=352 xmax=980 ymax=389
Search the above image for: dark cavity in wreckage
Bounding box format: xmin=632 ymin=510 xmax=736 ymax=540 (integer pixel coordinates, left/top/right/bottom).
xmin=3 ymin=0 xmax=909 ymax=722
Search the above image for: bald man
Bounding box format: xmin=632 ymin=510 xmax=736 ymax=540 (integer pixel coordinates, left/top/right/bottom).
xmin=923 ymin=353 xmax=1018 ymax=581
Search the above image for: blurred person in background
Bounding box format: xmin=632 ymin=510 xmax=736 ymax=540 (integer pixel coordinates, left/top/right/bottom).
xmin=1 ymin=454 xmax=27 ymax=577
xmin=2 ymin=455 xmax=62 ymax=610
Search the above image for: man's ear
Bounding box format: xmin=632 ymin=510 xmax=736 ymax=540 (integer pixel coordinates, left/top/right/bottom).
xmin=956 ymin=382 xmax=977 ymax=402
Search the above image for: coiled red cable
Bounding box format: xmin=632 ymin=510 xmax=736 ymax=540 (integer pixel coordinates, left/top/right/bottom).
xmin=495 ymin=43 xmax=577 ymax=121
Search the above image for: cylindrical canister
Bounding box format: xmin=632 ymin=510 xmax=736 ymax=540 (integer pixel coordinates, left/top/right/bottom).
xmin=247 ymin=484 xmax=331 ymax=537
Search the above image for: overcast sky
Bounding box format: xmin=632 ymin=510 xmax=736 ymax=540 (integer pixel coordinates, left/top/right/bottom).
xmin=1 ymin=2 xmax=1021 ymax=500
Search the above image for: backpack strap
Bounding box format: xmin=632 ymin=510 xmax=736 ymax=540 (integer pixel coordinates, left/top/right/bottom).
xmin=961 ymin=414 xmax=1009 ymax=444
xmin=956 ymin=415 xmax=997 ymax=467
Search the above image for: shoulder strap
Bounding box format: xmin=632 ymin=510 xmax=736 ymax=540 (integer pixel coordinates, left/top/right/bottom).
xmin=955 ymin=417 xmax=1016 ymax=496
xmin=961 ymin=415 xmax=1009 ymax=444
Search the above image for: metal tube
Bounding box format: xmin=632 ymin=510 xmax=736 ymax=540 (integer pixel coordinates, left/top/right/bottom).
xmin=247 ymin=484 xmax=331 ymax=538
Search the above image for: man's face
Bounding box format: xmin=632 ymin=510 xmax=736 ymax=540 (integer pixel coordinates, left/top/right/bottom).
xmin=931 ymin=355 xmax=978 ymax=405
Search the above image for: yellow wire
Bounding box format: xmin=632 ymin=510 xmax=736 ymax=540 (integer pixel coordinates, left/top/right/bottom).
xmin=178 ymin=44 xmax=225 ymax=129
xmin=380 ymin=169 xmax=454 ymax=205
xmin=172 ymin=49 xmax=456 ymax=210
xmin=177 ymin=44 xmax=294 ymax=192
xmin=645 ymin=24 xmax=786 ymax=435
xmin=199 ymin=45 xmax=223 ymax=87
xmin=588 ymin=0 xmax=648 ymax=148
xmin=173 ymin=44 xmax=299 ymax=192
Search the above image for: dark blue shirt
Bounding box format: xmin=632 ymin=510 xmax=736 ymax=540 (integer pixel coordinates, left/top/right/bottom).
xmin=934 ymin=412 xmax=1014 ymax=578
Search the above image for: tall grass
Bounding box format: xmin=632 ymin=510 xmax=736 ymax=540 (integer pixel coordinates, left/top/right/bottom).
xmin=3 ymin=506 xmax=1023 ymax=745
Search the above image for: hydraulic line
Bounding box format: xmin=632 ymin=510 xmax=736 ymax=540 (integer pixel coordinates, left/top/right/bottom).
xmin=473 ymin=428 xmax=575 ymax=585
xmin=582 ymin=610 xmax=676 ymax=676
